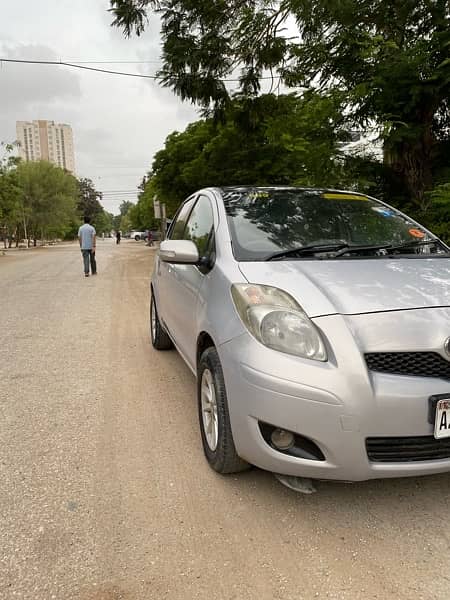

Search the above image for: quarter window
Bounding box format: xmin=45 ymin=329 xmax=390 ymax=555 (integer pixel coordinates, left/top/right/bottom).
xmin=169 ymin=199 xmax=195 ymax=240
xmin=184 ymin=195 xmax=214 ymax=256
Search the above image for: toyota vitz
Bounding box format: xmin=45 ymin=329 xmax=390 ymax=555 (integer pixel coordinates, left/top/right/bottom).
xmin=150 ymin=187 xmax=450 ymax=487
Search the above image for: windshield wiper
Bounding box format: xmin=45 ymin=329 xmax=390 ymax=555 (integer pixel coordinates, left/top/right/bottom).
xmin=386 ymin=239 xmax=448 ymax=253
xmin=265 ymin=243 xmax=392 ymax=260
xmin=265 ymin=243 xmax=349 ymax=261
xmin=332 ymin=243 xmax=392 ymax=257
xmin=265 ymin=239 xmax=449 ymax=261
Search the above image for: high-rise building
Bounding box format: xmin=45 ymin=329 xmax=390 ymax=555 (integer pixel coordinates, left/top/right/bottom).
xmin=16 ymin=120 xmax=76 ymax=173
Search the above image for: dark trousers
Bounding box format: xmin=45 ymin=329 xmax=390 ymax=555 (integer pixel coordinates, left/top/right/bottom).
xmin=81 ymin=249 xmax=97 ymax=274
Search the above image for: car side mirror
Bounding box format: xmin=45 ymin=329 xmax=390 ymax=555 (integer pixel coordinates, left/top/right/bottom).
xmin=159 ymin=240 xmax=199 ymax=264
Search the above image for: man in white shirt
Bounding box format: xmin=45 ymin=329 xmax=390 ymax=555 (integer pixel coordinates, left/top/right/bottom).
xmin=78 ymin=216 xmax=97 ymax=277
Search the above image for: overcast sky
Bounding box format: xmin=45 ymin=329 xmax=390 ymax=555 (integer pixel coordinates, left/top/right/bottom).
xmin=0 ymin=0 xmax=204 ymax=214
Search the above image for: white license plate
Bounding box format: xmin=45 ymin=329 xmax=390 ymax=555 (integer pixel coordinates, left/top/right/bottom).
xmin=434 ymin=399 xmax=450 ymax=439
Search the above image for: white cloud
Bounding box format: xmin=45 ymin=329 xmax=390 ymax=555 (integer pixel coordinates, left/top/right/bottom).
xmin=0 ymin=0 xmax=199 ymax=214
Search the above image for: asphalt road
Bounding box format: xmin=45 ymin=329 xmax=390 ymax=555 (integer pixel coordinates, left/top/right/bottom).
xmin=1 ymin=240 xmax=450 ymax=600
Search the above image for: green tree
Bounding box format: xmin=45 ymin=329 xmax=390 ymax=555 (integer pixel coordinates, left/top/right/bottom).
xmin=76 ymin=178 xmax=113 ymax=235
xmin=0 ymin=143 xmax=22 ymax=248
xmin=93 ymin=210 xmax=114 ymax=236
xmin=126 ymin=178 xmax=160 ymax=230
xmin=16 ymin=161 xmax=78 ymax=244
xmin=77 ymin=178 xmax=103 ymax=222
xmin=142 ymin=93 xmax=351 ymax=212
xmin=119 ymin=212 xmax=132 ymax=233
xmin=112 ymin=200 xmax=136 ymax=232
xmin=118 ymin=200 xmax=135 ymax=216
xmin=110 ymin=0 xmax=450 ymax=209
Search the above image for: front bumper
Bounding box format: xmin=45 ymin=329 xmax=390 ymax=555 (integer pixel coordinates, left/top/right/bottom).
xmin=218 ymin=314 xmax=450 ymax=482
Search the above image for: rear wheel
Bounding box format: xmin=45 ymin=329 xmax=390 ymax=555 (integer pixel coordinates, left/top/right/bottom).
xmin=134 ymin=234 xmax=141 ymax=241
xmin=198 ymin=347 xmax=249 ymax=474
xmin=150 ymin=291 xmax=173 ymax=350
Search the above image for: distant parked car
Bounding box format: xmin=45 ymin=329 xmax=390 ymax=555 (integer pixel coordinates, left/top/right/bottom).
xmin=130 ymin=230 xmax=148 ymax=241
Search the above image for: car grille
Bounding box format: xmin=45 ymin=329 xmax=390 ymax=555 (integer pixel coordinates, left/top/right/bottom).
xmin=367 ymin=436 xmax=450 ymax=462
xmin=365 ymin=352 xmax=450 ymax=380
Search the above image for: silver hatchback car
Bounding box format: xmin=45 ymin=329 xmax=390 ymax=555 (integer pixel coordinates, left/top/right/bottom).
xmin=150 ymin=187 xmax=450 ymax=483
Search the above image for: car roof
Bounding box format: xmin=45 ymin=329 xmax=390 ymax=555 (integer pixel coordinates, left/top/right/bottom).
xmin=212 ymin=185 xmax=366 ymax=196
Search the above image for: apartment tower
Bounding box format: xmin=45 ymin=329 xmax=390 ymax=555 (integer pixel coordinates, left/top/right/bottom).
xmin=16 ymin=120 xmax=76 ymax=173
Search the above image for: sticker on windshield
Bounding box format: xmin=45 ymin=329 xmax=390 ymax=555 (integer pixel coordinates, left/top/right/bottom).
xmin=323 ymin=193 xmax=368 ymax=201
xmin=248 ymin=191 xmax=269 ymax=202
xmin=409 ymin=228 xmax=426 ymax=238
xmin=372 ymin=206 xmax=394 ymax=217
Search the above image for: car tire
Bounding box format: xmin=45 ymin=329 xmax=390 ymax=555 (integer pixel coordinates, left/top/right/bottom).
xmin=134 ymin=235 xmax=141 ymax=241
xmin=150 ymin=291 xmax=173 ymax=350
xmin=198 ymin=347 xmax=250 ymax=474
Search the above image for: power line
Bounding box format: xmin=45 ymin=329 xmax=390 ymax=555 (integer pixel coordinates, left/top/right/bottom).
xmin=66 ymin=60 xmax=162 ymax=64
xmin=0 ymin=58 xmax=158 ymax=79
xmin=88 ymin=165 xmax=150 ymax=169
xmin=100 ymin=191 xmax=140 ymax=195
xmin=94 ymin=174 xmax=147 ymax=178
xmin=0 ymin=57 xmax=280 ymax=83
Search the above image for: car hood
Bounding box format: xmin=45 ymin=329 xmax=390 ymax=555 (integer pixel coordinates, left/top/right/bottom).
xmin=238 ymin=258 xmax=450 ymax=317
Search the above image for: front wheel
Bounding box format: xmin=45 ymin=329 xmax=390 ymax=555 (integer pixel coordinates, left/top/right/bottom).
xmin=198 ymin=347 xmax=249 ymax=474
xmin=150 ymin=291 xmax=173 ymax=350
xmin=134 ymin=235 xmax=141 ymax=241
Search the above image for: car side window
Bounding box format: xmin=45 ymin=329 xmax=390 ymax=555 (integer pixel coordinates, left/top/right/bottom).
xmin=169 ymin=199 xmax=195 ymax=240
xmin=183 ymin=195 xmax=214 ymax=257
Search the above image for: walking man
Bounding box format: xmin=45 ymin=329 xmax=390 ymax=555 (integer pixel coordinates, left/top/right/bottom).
xmin=78 ymin=216 xmax=97 ymax=277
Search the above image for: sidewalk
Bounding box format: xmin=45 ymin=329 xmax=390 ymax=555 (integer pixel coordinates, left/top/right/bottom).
xmin=0 ymin=241 xmax=78 ymax=255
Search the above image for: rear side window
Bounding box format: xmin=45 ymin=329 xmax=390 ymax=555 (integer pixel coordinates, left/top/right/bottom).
xmin=184 ymin=195 xmax=214 ymax=256
xmin=169 ymin=199 xmax=195 ymax=240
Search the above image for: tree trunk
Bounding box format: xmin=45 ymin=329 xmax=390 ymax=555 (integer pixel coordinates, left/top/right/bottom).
xmin=384 ymin=119 xmax=434 ymax=212
xmin=22 ymin=211 xmax=28 ymax=247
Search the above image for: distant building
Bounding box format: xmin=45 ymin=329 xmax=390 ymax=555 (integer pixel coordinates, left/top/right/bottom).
xmin=15 ymin=120 xmax=76 ymax=173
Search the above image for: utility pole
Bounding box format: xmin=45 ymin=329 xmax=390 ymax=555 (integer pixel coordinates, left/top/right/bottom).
xmin=161 ymin=202 xmax=166 ymax=241
xmin=154 ymin=195 xmax=166 ymax=242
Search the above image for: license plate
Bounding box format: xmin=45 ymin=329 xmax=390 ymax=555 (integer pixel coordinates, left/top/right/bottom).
xmin=434 ymin=398 xmax=450 ymax=439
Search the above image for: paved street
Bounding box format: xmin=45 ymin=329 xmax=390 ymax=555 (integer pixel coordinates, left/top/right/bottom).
xmin=1 ymin=240 xmax=450 ymax=600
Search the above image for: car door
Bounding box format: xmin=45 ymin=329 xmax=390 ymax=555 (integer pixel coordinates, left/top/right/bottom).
xmin=156 ymin=197 xmax=196 ymax=337
xmin=161 ymin=194 xmax=216 ymax=368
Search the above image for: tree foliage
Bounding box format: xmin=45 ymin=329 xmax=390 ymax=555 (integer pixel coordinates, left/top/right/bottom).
xmin=129 ymin=92 xmax=450 ymax=242
xmin=0 ymin=148 xmax=114 ymax=246
xmin=78 ymin=178 xmax=103 ymax=221
xmin=16 ymin=161 xmax=79 ymax=241
xmin=0 ymin=144 xmax=22 ymax=246
xmin=110 ymin=0 xmax=450 ymax=209
xmin=135 ymin=92 xmax=355 ymax=215
xmin=75 ymin=178 xmax=113 ymax=235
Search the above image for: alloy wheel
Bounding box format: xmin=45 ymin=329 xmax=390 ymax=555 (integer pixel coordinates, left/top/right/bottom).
xmin=150 ymin=298 xmax=157 ymax=342
xmin=200 ymin=368 xmax=218 ymax=451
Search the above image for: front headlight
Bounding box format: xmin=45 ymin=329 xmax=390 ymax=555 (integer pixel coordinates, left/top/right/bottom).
xmin=231 ymin=284 xmax=327 ymax=361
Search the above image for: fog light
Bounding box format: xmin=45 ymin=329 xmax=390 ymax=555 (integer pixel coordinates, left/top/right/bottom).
xmin=271 ymin=428 xmax=295 ymax=450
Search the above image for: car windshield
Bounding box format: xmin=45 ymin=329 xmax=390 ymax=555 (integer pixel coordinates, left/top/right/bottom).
xmin=223 ymin=188 xmax=444 ymax=261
